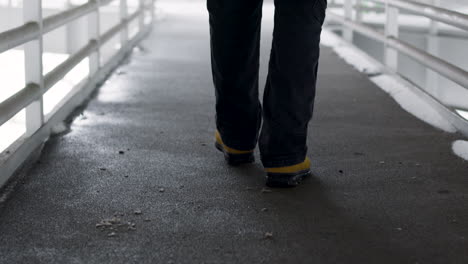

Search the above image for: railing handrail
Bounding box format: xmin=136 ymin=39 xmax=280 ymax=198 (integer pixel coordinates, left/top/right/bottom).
xmin=327 ymin=12 xmax=468 ymax=89
xmin=0 ymin=0 xmax=155 ymax=187
xmin=0 ymin=0 xmax=119 ymax=54
xmin=381 ymin=0 xmax=468 ymax=32
xmin=44 ymin=7 xmax=143 ymax=93
xmin=326 ymin=0 xmax=468 ymax=91
xmin=42 ymin=0 xmax=116 ymax=34
xmin=328 ymin=0 xmax=468 ymax=32
xmin=0 ymin=84 xmax=41 ymax=127
xmin=0 ymin=0 xmax=155 ymax=186
xmin=0 ymin=1 xmax=152 ymax=128
xmin=0 ymin=22 xmax=39 ymax=54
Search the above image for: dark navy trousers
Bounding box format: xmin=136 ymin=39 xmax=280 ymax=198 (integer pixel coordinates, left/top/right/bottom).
xmin=207 ymin=0 xmax=327 ymax=167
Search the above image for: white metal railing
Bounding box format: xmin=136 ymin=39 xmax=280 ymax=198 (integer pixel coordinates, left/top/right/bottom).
xmin=327 ymin=0 xmax=468 ymax=89
xmin=0 ymin=0 xmax=155 ymax=186
xmin=326 ymin=0 xmax=468 ymax=128
xmin=383 ymin=0 xmax=468 ymax=32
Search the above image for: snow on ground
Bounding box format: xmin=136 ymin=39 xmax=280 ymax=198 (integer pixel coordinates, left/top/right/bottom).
xmin=320 ymin=30 xmax=383 ymax=75
xmin=456 ymin=109 xmax=468 ymax=120
xmin=321 ymin=29 xmax=457 ymax=133
xmin=452 ymin=140 xmax=468 ymax=161
xmin=370 ymin=74 xmax=457 ymax=133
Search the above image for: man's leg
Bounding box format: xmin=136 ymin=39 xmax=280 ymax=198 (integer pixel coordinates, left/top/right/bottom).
xmin=207 ymin=0 xmax=263 ymax=151
xmin=260 ymin=0 xmax=327 ymax=169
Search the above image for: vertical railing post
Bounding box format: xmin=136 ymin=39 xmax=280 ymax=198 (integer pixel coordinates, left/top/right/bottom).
xmin=24 ymin=0 xmax=44 ymax=136
xmin=356 ymin=0 xmax=363 ymax=23
xmin=88 ymin=0 xmax=101 ymax=76
xmin=343 ymin=0 xmax=353 ymax=42
xmin=120 ymin=0 xmax=128 ymax=46
xmin=65 ymin=0 xmax=80 ymax=54
xmin=384 ymin=1 xmax=399 ymax=71
xmin=426 ymin=0 xmax=440 ymax=96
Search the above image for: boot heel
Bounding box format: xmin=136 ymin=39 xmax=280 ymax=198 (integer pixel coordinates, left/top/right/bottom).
xmin=215 ymin=142 xmax=254 ymax=165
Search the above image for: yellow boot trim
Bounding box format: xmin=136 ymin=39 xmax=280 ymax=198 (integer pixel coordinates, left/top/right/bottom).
xmin=265 ymin=157 xmax=311 ymax=174
xmin=215 ymin=130 xmax=254 ymax=155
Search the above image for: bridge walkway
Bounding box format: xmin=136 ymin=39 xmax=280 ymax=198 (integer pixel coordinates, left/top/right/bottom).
xmin=0 ymin=5 xmax=467 ymax=264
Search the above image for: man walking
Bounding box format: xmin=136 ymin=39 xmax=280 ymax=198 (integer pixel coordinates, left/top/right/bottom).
xmin=208 ymin=0 xmax=327 ymax=187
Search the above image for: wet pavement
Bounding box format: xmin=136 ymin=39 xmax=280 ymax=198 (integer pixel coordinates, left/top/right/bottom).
xmin=0 ymin=3 xmax=468 ymax=264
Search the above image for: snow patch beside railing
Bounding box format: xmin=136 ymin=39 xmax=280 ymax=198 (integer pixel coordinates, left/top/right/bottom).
xmin=320 ymin=29 xmax=457 ymax=133
xmin=320 ymin=30 xmax=383 ymax=76
xmin=452 ymin=140 xmax=468 ymax=161
xmin=370 ymin=75 xmax=457 ymax=133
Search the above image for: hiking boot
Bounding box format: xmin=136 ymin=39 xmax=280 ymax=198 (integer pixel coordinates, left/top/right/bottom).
xmin=265 ymin=158 xmax=311 ymax=187
xmin=215 ymin=130 xmax=255 ymax=165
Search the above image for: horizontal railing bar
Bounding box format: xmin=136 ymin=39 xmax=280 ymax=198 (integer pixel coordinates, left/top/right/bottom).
xmin=0 ymin=0 xmax=154 ymax=188
xmin=45 ymin=8 xmax=144 ymax=91
xmin=1 ymin=6 xmax=145 ymax=124
xmin=0 ymin=25 xmax=152 ymax=186
xmin=326 ymin=20 xmax=468 ymax=39
xmin=100 ymin=22 xmax=123 ymax=44
xmin=387 ymin=37 xmax=468 ymax=90
xmin=327 ymin=3 xmax=468 ymax=37
xmin=43 ymin=0 xmax=114 ymax=34
xmin=0 ymin=23 xmax=39 ymax=54
xmin=0 ymin=0 xmax=116 ymax=54
xmin=349 ymin=21 xmax=468 ymax=39
xmin=44 ymin=40 xmax=98 ymax=92
xmin=327 ymin=12 xmax=386 ymax=41
xmin=328 ymin=3 xmax=449 ymax=18
xmin=328 ymin=3 xmax=385 ymax=13
xmin=0 ymin=84 xmax=41 ymax=127
xmin=101 ymin=9 xmax=142 ymax=44
xmin=327 ymin=11 xmax=468 ymax=89
xmin=378 ymin=0 xmax=468 ymax=32
xmin=43 ymin=2 xmax=95 ymax=33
